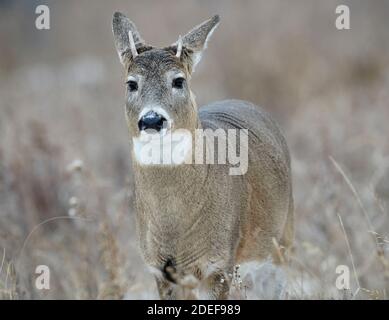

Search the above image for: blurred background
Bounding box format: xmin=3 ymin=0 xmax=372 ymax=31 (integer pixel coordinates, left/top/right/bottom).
xmin=0 ymin=0 xmax=388 ymax=299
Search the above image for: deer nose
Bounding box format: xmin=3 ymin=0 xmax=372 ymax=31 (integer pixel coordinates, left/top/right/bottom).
xmin=138 ymin=111 xmax=167 ymax=132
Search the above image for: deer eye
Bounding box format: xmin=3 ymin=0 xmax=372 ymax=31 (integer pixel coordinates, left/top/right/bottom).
xmin=172 ymin=77 xmax=185 ymax=89
xmin=126 ymin=80 xmax=138 ymax=92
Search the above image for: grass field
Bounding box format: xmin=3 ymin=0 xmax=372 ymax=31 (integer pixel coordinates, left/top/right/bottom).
xmin=0 ymin=0 xmax=388 ymax=299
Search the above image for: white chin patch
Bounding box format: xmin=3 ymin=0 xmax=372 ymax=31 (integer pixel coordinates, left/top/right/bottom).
xmin=133 ymin=129 xmax=192 ymax=166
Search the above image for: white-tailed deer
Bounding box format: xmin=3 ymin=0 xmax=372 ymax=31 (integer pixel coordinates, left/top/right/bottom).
xmin=112 ymin=12 xmax=293 ymax=299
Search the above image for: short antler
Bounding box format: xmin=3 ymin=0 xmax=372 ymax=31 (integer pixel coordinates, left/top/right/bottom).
xmin=176 ymin=35 xmax=183 ymax=58
xmin=128 ymin=30 xmax=138 ymax=58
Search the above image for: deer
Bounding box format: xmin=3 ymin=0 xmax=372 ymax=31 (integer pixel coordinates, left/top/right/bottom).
xmin=112 ymin=12 xmax=294 ymax=299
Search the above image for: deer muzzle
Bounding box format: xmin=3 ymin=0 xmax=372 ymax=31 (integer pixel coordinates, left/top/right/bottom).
xmin=138 ymin=110 xmax=167 ymax=133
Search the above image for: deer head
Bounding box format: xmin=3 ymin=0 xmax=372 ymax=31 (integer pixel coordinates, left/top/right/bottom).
xmin=112 ymin=12 xmax=220 ymax=143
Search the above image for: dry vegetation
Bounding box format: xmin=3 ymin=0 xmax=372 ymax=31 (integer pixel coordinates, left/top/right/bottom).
xmin=0 ymin=0 xmax=388 ymax=299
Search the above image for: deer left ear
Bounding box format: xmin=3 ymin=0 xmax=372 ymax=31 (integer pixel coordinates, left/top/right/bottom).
xmin=112 ymin=12 xmax=145 ymax=65
xmin=175 ymin=15 xmax=220 ymax=73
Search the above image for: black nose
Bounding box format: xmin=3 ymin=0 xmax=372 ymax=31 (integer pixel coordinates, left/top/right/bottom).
xmin=138 ymin=111 xmax=167 ymax=132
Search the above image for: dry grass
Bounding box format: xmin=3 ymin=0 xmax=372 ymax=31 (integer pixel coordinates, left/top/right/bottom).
xmin=0 ymin=0 xmax=388 ymax=299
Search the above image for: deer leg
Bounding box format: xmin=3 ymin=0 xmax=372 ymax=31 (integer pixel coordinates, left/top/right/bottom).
xmin=202 ymin=271 xmax=231 ymax=300
xmin=156 ymin=277 xmax=199 ymax=300
xmin=155 ymin=277 xmax=177 ymax=300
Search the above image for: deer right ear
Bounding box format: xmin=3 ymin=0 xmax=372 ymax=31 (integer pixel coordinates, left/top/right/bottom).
xmin=178 ymin=15 xmax=220 ymax=73
xmin=112 ymin=12 xmax=145 ymax=65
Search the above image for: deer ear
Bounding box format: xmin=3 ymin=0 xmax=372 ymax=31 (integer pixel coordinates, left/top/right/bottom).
xmin=112 ymin=12 xmax=145 ymax=65
xmin=179 ymin=15 xmax=220 ymax=72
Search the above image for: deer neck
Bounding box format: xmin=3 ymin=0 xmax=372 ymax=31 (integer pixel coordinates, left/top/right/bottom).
xmin=132 ymin=115 xmax=209 ymax=216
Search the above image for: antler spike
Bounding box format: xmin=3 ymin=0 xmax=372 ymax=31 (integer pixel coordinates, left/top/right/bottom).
xmin=128 ymin=30 xmax=138 ymax=58
xmin=176 ymin=35 xmax=183 ymax=58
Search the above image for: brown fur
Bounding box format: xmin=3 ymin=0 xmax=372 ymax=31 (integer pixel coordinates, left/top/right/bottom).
xmin=112 ymin=12 xmax=293 ymax=299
